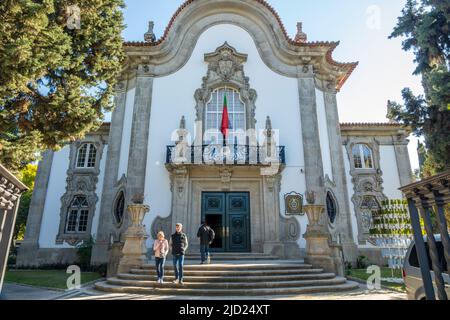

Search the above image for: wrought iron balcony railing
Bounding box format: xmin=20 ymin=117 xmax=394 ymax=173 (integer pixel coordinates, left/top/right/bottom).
xmin=166 ymin=144 xmax=286 ymax=166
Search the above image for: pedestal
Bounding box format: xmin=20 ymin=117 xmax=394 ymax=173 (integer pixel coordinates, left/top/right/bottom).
xmin=117 ymin=204 xmax=150 ymax=274
xmin=303 ymin=205 xmax=338 ymax=274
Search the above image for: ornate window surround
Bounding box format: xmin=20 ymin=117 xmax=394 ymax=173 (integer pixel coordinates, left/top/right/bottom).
xmin=113 ymin=189 xmax=126 ymax=227
xmin=344 ymin=137 xmax=387 ymax=244
xmin=194 ymin=42 xmax=257 ymax=143
xmin=56 ymin=136 xmax=105 ymax=246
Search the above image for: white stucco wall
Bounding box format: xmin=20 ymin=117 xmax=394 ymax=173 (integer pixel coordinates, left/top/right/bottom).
xmin=342 ymin=146 xmax=359 ymax=245
xmin=38 ymin=147 xmax=72 ymax=248
xmin=117 ymin=88 xmax=135 ymax=179
xmin=91 ymin=145 xmax=108 ymax=240
xmin=316 ymin=89 xmax=333 ymax=181
xmin=379 ymin=145 xmax=403 ymax=199
xmin=38 ymin=145 xmax=108 ymax=248
xmin=144 ymin=24 xmax=307 ymax=248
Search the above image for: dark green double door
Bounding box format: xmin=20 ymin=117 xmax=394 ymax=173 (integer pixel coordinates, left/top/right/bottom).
xmin=201 ymin=192 xmax=250 ymax=252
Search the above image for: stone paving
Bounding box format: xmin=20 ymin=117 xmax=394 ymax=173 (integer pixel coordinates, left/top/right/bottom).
xmin=0 ymin=283 xmax=63 ymax=300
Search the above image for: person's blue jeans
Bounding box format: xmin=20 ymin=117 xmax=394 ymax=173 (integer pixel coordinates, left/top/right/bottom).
xmin=155 ymin=257 xmax=166 ymax=280
xmin=173 ymin=254 xmax=185 ymax=281
xmin=200 ymin=245 xmax=210 ymax=263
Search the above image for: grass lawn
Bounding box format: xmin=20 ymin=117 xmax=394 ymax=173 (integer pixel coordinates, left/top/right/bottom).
xmin=4 ymin=270 xmax=102 ymax=290
xmin=347 ymin=268 xmax=406 ymax=291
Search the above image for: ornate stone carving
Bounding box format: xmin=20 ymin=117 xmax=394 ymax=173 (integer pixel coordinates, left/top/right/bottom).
xmin=294 ymin=22 xmax=307 ymax=43
xmin=151 ymin=213 xmax=173 ymax=240
xmin=168 ymin=166 xmax=188 ymax=198
xmin=344 ymin=137 xmax=387 ymax=244
xmin=117 ymin=204 xmax=150 ymax=274
xmin=219 ymin=167 xmax=233 ymax=190
xmin=194 ymin=42 xmax=257 ymax=133
xmin=144 ymin=21 xmax=156 ymax=43
xmin=280 ymin=215 xmax=301 ymax=242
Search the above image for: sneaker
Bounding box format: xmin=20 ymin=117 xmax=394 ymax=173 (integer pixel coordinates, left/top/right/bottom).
xmin=173 ymin=279 xmax=179 ymax=284
xmin=180 ymin=280 xmax=184 ymax=285
xmin=160 ymin=279 xmax=164 ymax=284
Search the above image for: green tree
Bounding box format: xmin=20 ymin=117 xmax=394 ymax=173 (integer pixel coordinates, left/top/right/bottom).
xmin=387 ymin=0 xmax=450 ymax=177
xmin=14 ymin=163 xmax=38 ymax=241
xmin=0 ymin=0 xmax=125 ymax=173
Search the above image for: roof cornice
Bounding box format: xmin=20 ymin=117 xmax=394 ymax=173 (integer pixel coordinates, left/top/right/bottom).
xmin=121 ymin=0 xmax=357 ymax=91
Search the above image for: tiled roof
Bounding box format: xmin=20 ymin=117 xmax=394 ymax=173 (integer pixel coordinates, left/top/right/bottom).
xmin=340 ymin=122 xmax=406 ymax=128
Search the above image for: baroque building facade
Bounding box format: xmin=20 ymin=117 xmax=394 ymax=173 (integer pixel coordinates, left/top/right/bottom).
xmin=17 ymin=0 xmax=413 ymax=267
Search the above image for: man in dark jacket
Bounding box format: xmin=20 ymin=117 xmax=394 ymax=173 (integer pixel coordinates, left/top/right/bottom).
xmin=170 ymin=223 xmax=188 ymax=284
xmin=197 ymin=220 xmax=215 ymax=264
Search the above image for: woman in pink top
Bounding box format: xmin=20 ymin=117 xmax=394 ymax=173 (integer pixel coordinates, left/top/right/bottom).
xmin=153 ymin=231 xmax=169 ymax=284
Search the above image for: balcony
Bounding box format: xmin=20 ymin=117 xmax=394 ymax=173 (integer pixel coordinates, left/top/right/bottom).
xmin=166 ymin=144 xmax=286 ymax=166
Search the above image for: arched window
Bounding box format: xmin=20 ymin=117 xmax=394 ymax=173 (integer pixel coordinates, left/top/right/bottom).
xmin=76 ymin=143 xmax=97 ymax=168
xmin=204 ymin=87 xmax=246 ymax=145
xmin=66 ymin=196 xmax=89 ymax=233
xmin=114 ymin=191 xmax=125 ymax=225
xmin=326 ymin=192 xmax=337 ymax=224
xmin=352 ymin=144 xmax=374 ymax=169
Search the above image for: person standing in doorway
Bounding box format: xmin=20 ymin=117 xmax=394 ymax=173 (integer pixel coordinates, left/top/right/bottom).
xmin=153 ymin=231 xmax=169 ymax=284
xmin=170 ymin=223 xmax=188 ymax=285
xmin=197 ymin=220 xmax=215 ymax=264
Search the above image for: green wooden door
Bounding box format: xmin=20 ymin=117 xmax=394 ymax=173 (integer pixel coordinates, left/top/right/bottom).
xmin=202 ymin=192 xmax=250 ymax=252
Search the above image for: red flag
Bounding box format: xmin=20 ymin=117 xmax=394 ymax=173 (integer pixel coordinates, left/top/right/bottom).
xmin=221 ymin=95 xmax=230 ymax=138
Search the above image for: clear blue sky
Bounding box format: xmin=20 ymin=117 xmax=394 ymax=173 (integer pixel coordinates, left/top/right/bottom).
xmin=121 ymin=0 xmax=422 ymax=170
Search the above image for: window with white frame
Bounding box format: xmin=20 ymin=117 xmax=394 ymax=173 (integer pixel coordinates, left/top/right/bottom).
xmin=65 ymin=196 xmax=90 ymax=233
xmin=76 ymin=143 xmax=97 ymax=168
xmin=204 ymin=87 xmax=246 ymax=145
xmin=352 ymin=144 xmax=374 ymax=169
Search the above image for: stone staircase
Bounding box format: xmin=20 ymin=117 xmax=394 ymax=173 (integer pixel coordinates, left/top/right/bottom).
xmin=95 ymin=255 xmax=359 ymax=296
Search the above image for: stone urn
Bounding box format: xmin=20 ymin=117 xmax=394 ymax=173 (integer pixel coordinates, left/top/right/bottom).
xmin=117 ymin=204 xmax=150 ymax=274
xmin=303 ymin=204 xmax=336 ymax=274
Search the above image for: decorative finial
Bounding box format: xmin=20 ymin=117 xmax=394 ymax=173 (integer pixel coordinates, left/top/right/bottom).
xmin=265 ymin=116 xmax=272 ymax=131
xmin=144 ymin=21 xmax=156 ymax=43
xmin=295 ymin=22 xmax=307 ymax=43
xmin=180 ymin=116 xmax=186 ymax=130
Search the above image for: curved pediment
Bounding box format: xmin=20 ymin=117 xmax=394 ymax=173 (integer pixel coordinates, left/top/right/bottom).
xmin=123 ymin=0 xmax=357 ymax=91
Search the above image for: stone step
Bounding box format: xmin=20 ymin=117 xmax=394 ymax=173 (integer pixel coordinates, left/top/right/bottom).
xmin=94 ymin=280 xmax=360 ymax=296
xmin=117 ymin=272 xmax=336 ymax=283
xmin=183 ymin=254 xmax=279 ymax=260
xmin=130 ymin=268 xmax=325 ymax=277
xmin=106 ymin=277 xmax=347 ymax=289
xmin=140 ymin=263 xmax=313 ymax=271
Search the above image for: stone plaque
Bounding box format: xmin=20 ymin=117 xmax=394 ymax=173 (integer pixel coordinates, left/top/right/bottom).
xmin=284 ymin=192 xmax=304 ymax=215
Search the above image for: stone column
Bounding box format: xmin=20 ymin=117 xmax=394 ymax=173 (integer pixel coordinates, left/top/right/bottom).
xmin=323 ymin=89 xmax=357 ymax=263
xmin=91 ymin=80 xmax=128 ymax=265
xmin=117 ymin=204 xmax=150 ymax=274
xmin=16 ymin=151 xmax=54 ymax=267
xmin=393 ymin=136 xmax=413 ymax=187
xmin=297 ymin=66 xmax=326 ymax=205
xmin=126 ymin=65 xmax=154 ymax=201
xmin=169 ymin=166 xmax=189 ymax=234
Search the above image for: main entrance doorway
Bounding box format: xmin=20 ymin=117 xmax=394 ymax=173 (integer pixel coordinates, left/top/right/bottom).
xmin=201 ymin=192 xmax=251 ymax=252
